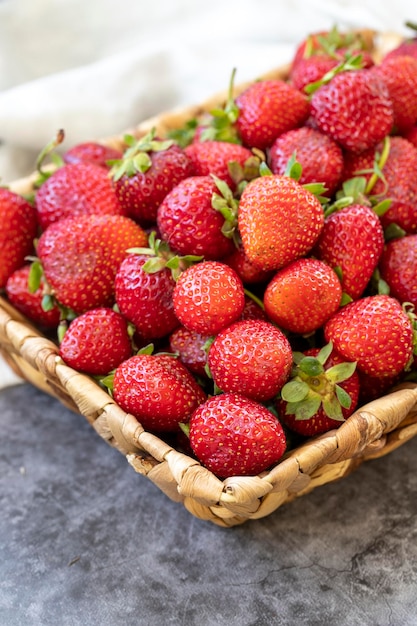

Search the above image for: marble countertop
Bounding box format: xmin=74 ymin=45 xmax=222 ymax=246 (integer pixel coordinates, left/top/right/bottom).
xmin=1 ymin=381 xmax=417 ymax=626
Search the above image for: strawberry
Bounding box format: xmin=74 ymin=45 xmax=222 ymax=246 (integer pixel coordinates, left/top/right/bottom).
xmin=115 ymin=252 xmax=180 ymax=342
xmin=168 ymin=326 xmax=210 ymax=379
xmin=342 ymin=136 xmax=417 ymax=234
xmin=59 ymin=307 xmax=133 ymax=375
xmin=222 ymin=243 xmax=274 ymax=285
xmin=268 ymin=127 xmax=344 ymax=197
xmin=110 ymin=131 xmax=193 ymax=225
xmin=372 ymin=55 xmax=417 ymax=132
xmin=188 ymin=392 xmax=287 ymax=478
xmin=291 ymin=27 xmax=372 ymax=71
xmin=5 ymin=264 xmax=61 ymax=329
xmin=207 ymin=318 xmax=292 ymax=401
xmin=237 ymin=174 xmax=324 ymax=272
xmin=112 ymin=353 xmax=206 ymax=432
xmin=324 ymin=295 xmax=414 ymax=378
xmin=184 ymin=140 xmax=253 ymax=190
xmin=156 ymin=175 xmax=236 ymax=260
xmin=314 ymin=203 xmax=385 ymax=300
xmin=240 ymin=295 xmax=268 ymax=321
xmin=36 ymin=214 xmax=148 ymax=313
xmin=63 ymin=141 xmax=123 ymax=168
xmin=383 ymin=29 xmax=417 ymax=62
xmin=379 ymin=234 xmax=417 ymax=309
xmin=263 ymin=258 xmax=342 ymax=335
xmin=310 ymin=68 xmax=394 ymax=153
xmin=290 ymin=55 xmax=341 ymax=93
xmin=277 ymin=343 xmax=360 ymax=437
xmin=235 ymin=79 xmax=310 ymax=150
xmin=35 ymin=161 xmax=125 ymax=230
xmin=172 ymin=261 xmax=245 ymax=335
xmin=0 ymin=188 xmax=38 ymax=288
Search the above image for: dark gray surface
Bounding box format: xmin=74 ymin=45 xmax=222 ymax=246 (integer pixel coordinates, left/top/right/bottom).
xmin=1 ymin=383 xmax=417 ymax=626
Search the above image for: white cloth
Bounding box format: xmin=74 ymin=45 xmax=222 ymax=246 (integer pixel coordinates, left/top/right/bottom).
xmin=0 ymin=0 xmax=414 ymax=387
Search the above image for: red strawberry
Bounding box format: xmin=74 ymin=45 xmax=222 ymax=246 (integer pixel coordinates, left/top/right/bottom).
xmin=36 ymin=214 xmax=148 ymax=313
xmin=310 ymin=69 xmax=393 ymax=153
xmin=112 ymin=353 xmax=206 ymax=432
xmin=290 ymin=54 xmax=341 ymax=92
xmin=291 ymin=28 xmax=372 ymax=71
xmin=372 ymin=55 xmax=417 ymax=132
xmin=59 ymin=307 xmax=132 ymax=375
xmin=172 ymin=261 xmax=245 ymax=335
xmin=222 ymin=243 xmax=274 ymax=285
xmin=314 ymin=203 xmax=385 ymax=300
xmin=238 ymin=174 xmax=324 ymax=272
xmin=384 ymin=34 xmax=417 ymax=62
xmin=379 ymin=234 xmax=417 ymax=309
xmin=240 ymin=296 xmax=268 ymax=321
xmin=207 ymin=318 xmax=292 ymax=401
xmin=184 ymin=141 xmax=253 ymax=189
xmin=342 ymin=136 xmax=417 ymax=234
xmin=268 ymin=127 xmax=344 ymax=197
xmin=0 ymin=188 xmax=38 ymax=288
xmin=63 ymin=141 xmax=123 ymax=168
xmin=168 ymin=326 xmax=210 ymax=378
xmin=263 ymin=258 xmax=342 ymax=335
xmin=35 ymin=161 xmax=125 ymax=230
xmin=156 ymin=175 xmax=236 ymax=260
xmin=110 ymin=131 xmax=193 ymax=225
xmin=235 ymin=79 xmax=310 ymax=150
xmin=115 ymin=252 xmax=180 ymax=342
xmin=324 ymin=295 xmax=414 ymax=378
xmin=189 ymin=392 xmax=286 ymax=478
xmin=277 ymin=343 xmax=360 ymax=437
xmin=5 ymin=264 xmax=61 ymax=329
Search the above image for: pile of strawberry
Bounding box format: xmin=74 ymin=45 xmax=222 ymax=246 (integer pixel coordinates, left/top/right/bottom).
xmin=2 ymin=26 xmax=417 ymax=480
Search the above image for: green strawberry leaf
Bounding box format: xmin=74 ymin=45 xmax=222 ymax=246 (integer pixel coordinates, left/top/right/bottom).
xmin=290 ymin=394 xmax=322 ymax=420
xmin=384 ymin=223 xmax=407 ymax=241
xmin=297 ymin=356 xmax=324 ymax=377
xmin=335 ymin=384 xmax=352 ymax=410
xmin=28 ymin=260 xmax=43 ymax=293
xmin=284 ymin=152 xmax=303 ymax=181
xmin=322 ymin=393 xmax=345 ymax=421
xmin=281 ymin=380 xmax=310 ymax=403
xmin=316 ymin=341 xmax=333 ymax=365
xmin=326 ymin=361 xmax=357 ymax=384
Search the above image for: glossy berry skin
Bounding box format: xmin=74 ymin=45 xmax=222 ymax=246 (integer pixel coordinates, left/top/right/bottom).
xmin=115 ymin=253 xmax=180 ymax=341
xmin=112 ymin=144 xmax=193 ymax=225
xmin=207 ymin=319 xmax=292 ymax=402
xmin=277 ymin=348 xmax=360 ymax=437
xmin=157 ymin=175 xmax=235 ymax=260
xmin=310 ymin=69 xmax=394 ymax=153
xmin=173 ymin=261 xmax=245 ymax=335
xmin=263 ymin=258 xmax=342 ymax=334
xmin=324 ymin=295 xmax=414 ymax=378
xmin=372 ymin=55 xmax=417 ymax=132
xmin=37 ymin=214 xmax=148 ymax=314
xmin=342 ymin=137 xmax=417 ymax=234
xmin=379 ymin=234 xmax=417 ymax=309
xmin=0 ymin=188 xmax=38 ymax=288
xmin=238 ymin=175 xmax=324 ymax=272
xmin=222 ymin=244 xmax=274 ymax=285
xmin=290 ymin=55 xmax=340 ymax=93
xmin=59 ymin=307 xmax=132 ymax=375
xmin=184 ymin=141 xmax=253 ymax=190
xmin=35 ymin=162 xmax=125 ymax=230
xmin=112 ymin=354 xmax=206 ymax=432
xmin=168 ymin=326 xmax=209 ymax=378
xmin=314 ymin=204 xmax=385 ymax=300
xmin=236 ymin=79 xmax=310 ymax=150
xmin=5 ymin=265 xmax=61 ymax=329
xmin=189 ymin=392 xmax=287 ymax=479
xmin=268 ymin=127 xmax=344 ymax=197
xmin=63 ymin=142 xmax=123 ymax=168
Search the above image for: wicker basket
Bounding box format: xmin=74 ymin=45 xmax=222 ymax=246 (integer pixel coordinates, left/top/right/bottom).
xmin=2 ymin=29 xmax=417 ymax=527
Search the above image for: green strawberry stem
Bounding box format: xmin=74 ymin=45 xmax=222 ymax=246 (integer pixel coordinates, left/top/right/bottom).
xmin=110 ymin=129 xmax=174 ymax=180
xmin=35 ymin=129 xmax=65 ymax=186
xmin=304 ymin=52 xmax=365 ymax=95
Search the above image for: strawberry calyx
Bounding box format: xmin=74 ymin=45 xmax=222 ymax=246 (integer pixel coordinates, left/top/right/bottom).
xmin=127 ymin=231 xmax=203 ymax=280
xmin=280 ymin=342 xmax=357 ymax=421
xmin=109 ymin=129 xmax=174 ymax=180
xmin=210 ymin=175 xmax=240 ymax=242
xmin=303 ymin=26 xmax=368 ymax=60
xmin=198 ymin=68 xmax=241 ymax=144
xmin=304 ymin=52 xmax=365 ymax=95
xmin=282 ymin=152 xmax=329 ymax=205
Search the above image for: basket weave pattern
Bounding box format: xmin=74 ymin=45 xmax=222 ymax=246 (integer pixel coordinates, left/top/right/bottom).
xmin=2 ymin=29 xmax=417 ymax=527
